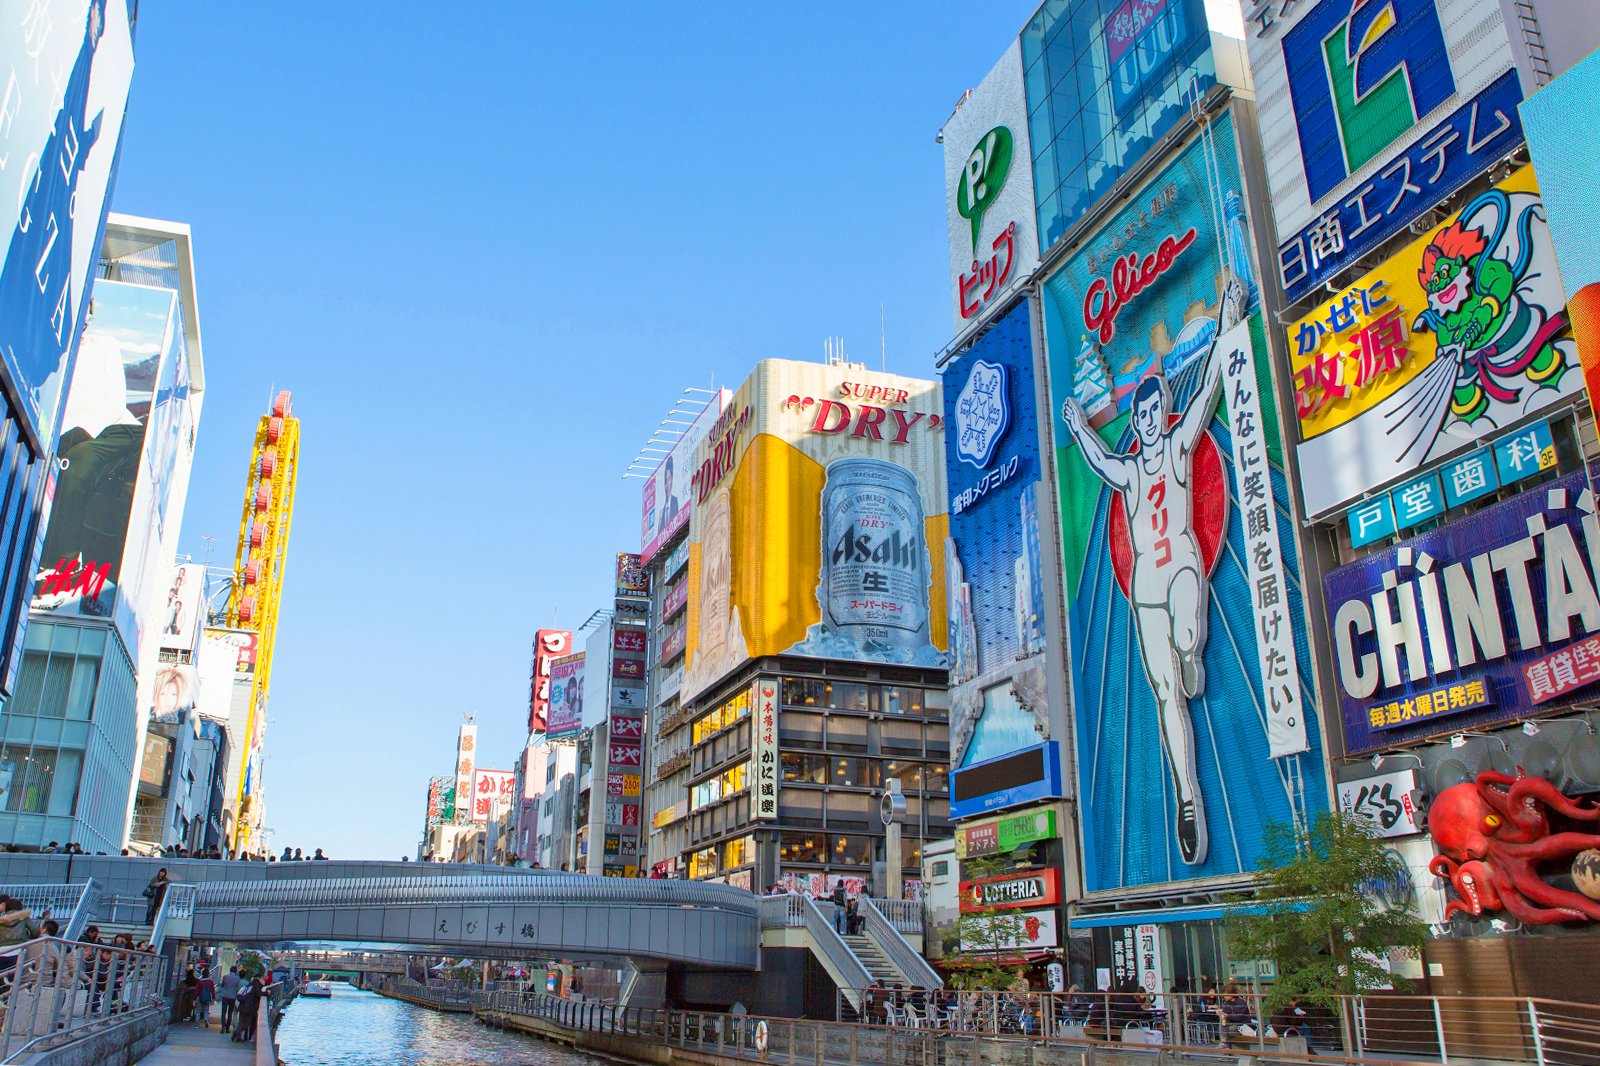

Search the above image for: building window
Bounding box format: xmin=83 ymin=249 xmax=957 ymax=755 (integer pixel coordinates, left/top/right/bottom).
xmin=883 ymin=687 xmax=924 ymax=716
xmin=721 ymin=835 xmax=753 ymax=869
xmin=831 ymin=834 xmax=872 ymax=866
xmin=780 ymin=752 xmax=828 ymax=785
xmin=691 ymin=760 xmax=751 ymax=812
xmin=779 ymin=831 xmax=828 ymax=865
xmin=829 ymin=757 xmax=881 ymax=789
xmin=692 ymin=688 xmax=751 ymax=745
xmin=0 ymin=747 xmax=70 ymax=815
xmin=688 ymin=846 xmax=717 ymax=879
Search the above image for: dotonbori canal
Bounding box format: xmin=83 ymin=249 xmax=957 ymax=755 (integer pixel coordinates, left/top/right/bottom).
xmin=274 ymin=984 xmax=602 ymax=1066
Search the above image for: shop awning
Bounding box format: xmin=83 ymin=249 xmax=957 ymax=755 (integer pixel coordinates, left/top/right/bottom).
xmin=1067 ymin=903 xmax=1226 ymax=929
xmin=1068 ymin=899 xmax=1309 ymax=929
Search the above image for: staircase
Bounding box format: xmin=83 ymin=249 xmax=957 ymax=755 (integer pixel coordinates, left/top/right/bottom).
xmin=841 ymin=934 xmax=902 ymax=986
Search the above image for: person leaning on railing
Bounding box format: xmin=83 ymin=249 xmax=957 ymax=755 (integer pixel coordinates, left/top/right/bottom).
xmin=0 ymin=895 xmax=42 ymax=990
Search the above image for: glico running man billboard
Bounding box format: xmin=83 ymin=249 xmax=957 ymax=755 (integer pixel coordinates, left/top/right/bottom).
xmin=681 ymin=361 xmax=948 ymax=704
xmin=1043 ymin=109 xmax=1328 ymax=891
xmin=941 ymin=299 xmax=1059 ymax=812
xmin=1288 ymin=165 xmax=1578 ymax=519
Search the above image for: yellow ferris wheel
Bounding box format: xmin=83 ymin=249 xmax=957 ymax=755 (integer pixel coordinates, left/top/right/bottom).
xmin=227 ymin=390 xmax=300 ymax=851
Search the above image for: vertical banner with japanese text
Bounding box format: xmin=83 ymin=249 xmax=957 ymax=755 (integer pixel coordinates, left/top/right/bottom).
xmin=753 ymin=678 xmax=778 ymax=820
xmin=1219 ymin=320 xmax=1306 ymax=757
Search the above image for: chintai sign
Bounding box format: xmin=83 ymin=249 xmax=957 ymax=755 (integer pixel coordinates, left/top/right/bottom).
xmin=1325 ymin=470 xmax=1600 ymax=753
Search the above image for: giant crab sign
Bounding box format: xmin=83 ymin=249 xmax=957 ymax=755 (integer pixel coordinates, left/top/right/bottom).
xmin=1428 ymin=771 xmax=1600 ymax=924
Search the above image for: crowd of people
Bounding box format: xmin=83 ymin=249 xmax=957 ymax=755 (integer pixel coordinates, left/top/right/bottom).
xmin=860 ymin=978 xmax=1335 ymax=1050
xmin=174 ymin=963 xmax=271 ymax=1043
xmin=13 ymin=842 xmax=334 ymax=862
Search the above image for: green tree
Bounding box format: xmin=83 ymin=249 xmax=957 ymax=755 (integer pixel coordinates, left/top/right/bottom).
xmin=235 ymin=949 xmax=268 ymax=980
xmin=1225 ymin=812 xmax=1426 ymax=1016
xmin=943 ymin=854 xmax=1033 ymax=991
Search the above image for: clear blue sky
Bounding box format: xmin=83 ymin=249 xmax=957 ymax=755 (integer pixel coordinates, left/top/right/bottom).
xmin=108 ymin=3 xmax=1039 ymax=859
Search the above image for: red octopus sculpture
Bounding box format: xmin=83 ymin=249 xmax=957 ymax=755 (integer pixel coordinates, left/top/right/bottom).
xmin=1428 ymin=770 xmax=1600 ymax=924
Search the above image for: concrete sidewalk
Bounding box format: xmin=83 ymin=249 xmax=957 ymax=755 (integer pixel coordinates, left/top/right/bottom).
xmin=136 ymin=1021 xmax=259 ymax=1064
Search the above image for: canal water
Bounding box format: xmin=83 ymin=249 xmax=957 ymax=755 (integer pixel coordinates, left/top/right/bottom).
xmin=275 ymin=983 xmax=608 ymax=1065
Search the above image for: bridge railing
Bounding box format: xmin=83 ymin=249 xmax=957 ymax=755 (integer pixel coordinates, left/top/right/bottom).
xmin=0 ymin=882 xmax=99 ymax=941
xmin=865 ymin=897 xmax=921 ymax=934
xmin=195 ymin=873 xmax=759 ymax=913
xmin=758 ymin=893 xmax=805 ymax=929
xmin=483 ymin=989 xmax=1600 ymax=1066
xmin=0 ymin=937 xmax=163 ymax=1062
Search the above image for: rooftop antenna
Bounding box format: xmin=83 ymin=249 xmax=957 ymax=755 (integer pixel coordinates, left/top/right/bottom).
xmin=880 ymin=301 xmax=886 ymax=372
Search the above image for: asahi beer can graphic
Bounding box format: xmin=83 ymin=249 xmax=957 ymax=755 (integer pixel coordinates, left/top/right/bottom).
xmin=819 ymin=458 xmax=931 ymax=649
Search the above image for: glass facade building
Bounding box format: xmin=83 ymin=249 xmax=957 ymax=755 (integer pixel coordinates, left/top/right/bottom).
xmin=0 ymin=216 xmax=204 ymax=853
xmin=1022 ymin=0 xmax=1216 ymax=251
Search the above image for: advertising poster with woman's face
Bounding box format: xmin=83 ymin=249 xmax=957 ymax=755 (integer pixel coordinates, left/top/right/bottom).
xmin=31 ymin=281 xmax=177 ymax=647
xmin=148 ymin=664 xmax=197 ymax=724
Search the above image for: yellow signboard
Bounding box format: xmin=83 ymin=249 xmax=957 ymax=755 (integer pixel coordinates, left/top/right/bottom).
xmin=1287 ymin=166 xmax=1581 ymax=517
xmin=1292 ymin=163 xmax=1568 ymax=435
xmin=682 ymin=360 xmax=949 ymax=704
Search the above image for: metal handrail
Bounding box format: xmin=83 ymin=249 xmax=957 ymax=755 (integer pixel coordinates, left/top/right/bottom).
xmin=855 ymin=897 xmax=941 ymax=990
xmin=0 ymin=937 xmax=163 ymax=1063
xmin=487 ymin=988 xmax=1600 ymax=1066
xmin=796 ymin=896 xmax=871 ymax=1011
xmin=150 ymin=883 xmax=197 ymax=954
xmin=0 ymin=884 xmax=93 ymax=936
xmin=758 ymin=893 xmax=806 ymax=929
xmin=64 ymin=880 xmax=101 ymax=942
xmin=864 ymin=897 xmax=922 ymax=934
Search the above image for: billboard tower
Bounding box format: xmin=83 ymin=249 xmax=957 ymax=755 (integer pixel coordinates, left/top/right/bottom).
xmin=226 ymin=391 xmax=300 ymax=850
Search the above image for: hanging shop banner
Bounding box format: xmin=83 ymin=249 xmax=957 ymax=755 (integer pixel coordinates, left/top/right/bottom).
xmin=470 ymin=768 xmax=515 ymax=823
xmin=158 ymin=563 xmax=206 ymax=655
xmin=1337 ymin=768 xmax=1423 ymax=839
xmin=1324 ymin=470 xmax=1600 ymax=754
xmin=616 ymin=553 xmax=650 ymax=600
xmin=1288 ymin=166 xmax=1578 ymax=519
xmin=527 ymin=628 xmax=573 ymax=734
xmin=641 ymin=391 xmax=728 ymax=564
xmin=956 ymin=805 xmax=1058 ymax=860
xmin=942 ymin=40 xmax=1040 ymax=332
xmin=682 ymin=362 xmax=948 ymax=704
xmin=1043 ymin=109 xmax=1328 ymax=892
xmin=752 ymin=678 xmax=778 ymax=821
xmin=453 ymin=724 xmax=477 ymax=818
xmin=0 ymin=0 xmax=136 ymax=448
xmin=1247 ymin=0 xmax=1533 ymax=304
xmin=943 ymin=300 xmax=1053 ymax=781
xmin=1522 ymin=47 xmax=1600 ymax=432
xmin=545 ymin=653 xmax=585 ymax=738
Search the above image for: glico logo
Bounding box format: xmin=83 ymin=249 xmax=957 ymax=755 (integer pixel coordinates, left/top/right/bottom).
xmin=1283 ymin=0 xmax=1453 ymax=203
xmin=958 ymin=126 xmax=1012 ymax=253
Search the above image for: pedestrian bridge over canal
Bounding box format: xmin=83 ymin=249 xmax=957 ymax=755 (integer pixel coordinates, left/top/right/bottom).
xmin=0 ymin=854 xmax=759 ymax=971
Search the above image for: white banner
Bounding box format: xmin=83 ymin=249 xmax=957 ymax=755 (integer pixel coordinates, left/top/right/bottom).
xmin=1337 ymin=768 xmax=1422 ymax=838
xmin=1218 ymin=320 xmax=1307 ymax=758
xmin=752 ymin=678 xmax=778 ymax=820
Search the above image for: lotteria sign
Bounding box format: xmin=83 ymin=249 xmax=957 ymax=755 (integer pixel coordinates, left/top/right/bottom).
xmin=960 ymin=867 xmax=1061 ymax=912
xmin=1325 ymin=471 xmax=1600 ymax=753
xmin=957 ymin=806 xmax=1058 ymax=859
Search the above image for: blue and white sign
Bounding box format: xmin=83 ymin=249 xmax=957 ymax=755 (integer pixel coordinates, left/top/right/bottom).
xmin=0 ymin=0 xmax=135 ymax=448
xmin=1493 ymin=419 xmax=1557 ymax=485
xmin=1326 ymin=471 xmax=1600 ymax=753
xmin=950 ymin=741 xmax=1063 ymax=820
xmin=941 ymin=301 xmax=1052 ymax=779
xmin=1348 ymin=496 xmax=1397 ymax=548
xmin=1391 ymin=473 xmax=1445 ymax=531
xmin=954 ymin=360 xmax=1010 ymax=469
xmin=1247 ymin=0 xmax=1533 ymax=305
xmin=1440 ymin=449 xmax=1499 ymax=509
